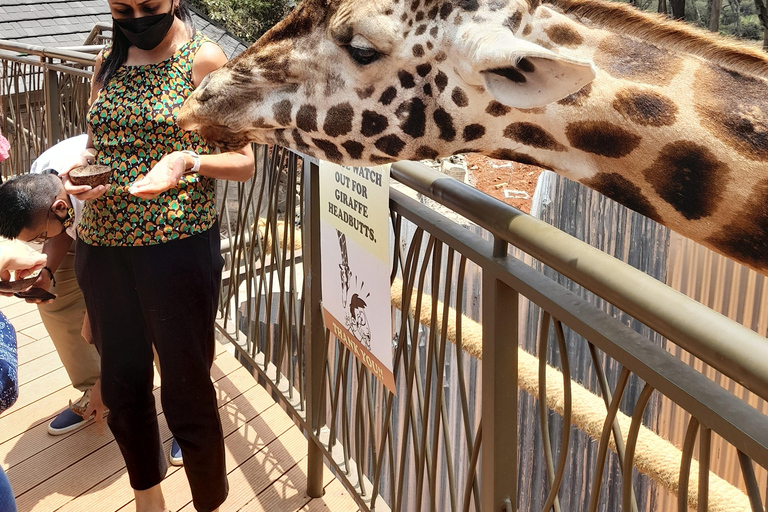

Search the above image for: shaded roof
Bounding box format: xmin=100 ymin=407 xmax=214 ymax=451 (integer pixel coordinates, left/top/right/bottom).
xmin=0 ymin=1 xmax=249 ymax=59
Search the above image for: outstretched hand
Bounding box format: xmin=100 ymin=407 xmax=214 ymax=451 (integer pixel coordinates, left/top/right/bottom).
xmin=0 ymin=244 xmax=47 ymax=286
xmin=129 ymin=152 xmax=186 ymax=199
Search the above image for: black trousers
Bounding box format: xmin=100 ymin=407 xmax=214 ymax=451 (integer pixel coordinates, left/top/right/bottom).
xmin=75 ymin=224 xmax=227 ymax=512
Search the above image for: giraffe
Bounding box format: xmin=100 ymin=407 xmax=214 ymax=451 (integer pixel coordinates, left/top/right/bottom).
xmin=176 ymin=0 xmax=768 ymax=275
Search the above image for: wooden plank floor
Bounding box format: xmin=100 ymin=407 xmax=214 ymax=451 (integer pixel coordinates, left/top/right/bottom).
xmin=0 ymin=294 xmax=357 ymax=512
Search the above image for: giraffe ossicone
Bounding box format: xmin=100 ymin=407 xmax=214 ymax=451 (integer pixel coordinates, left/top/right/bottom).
xmin=177 ymin=0 xmax=768 ymax=275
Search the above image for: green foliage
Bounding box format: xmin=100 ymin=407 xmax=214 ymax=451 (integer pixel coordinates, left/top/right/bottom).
xmin=190 ymin=0 xmax=294 ymax=42
xmin=617 ymin=0 xmax=764 ymax=42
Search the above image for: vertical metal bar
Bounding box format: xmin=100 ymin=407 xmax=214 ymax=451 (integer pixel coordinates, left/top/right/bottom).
xmin=697 ymin=425 xmax=711 ymax=512
xmin=44 ymin=63 xmax=61 ymax=145
xmin=678 ymin=416 xmax=700 ymax=512
xmin=481 ymin=236 xmax=518 ymax=512
xmin=737 ymin=451 xmax=765 ymax=512
xmin=303 ymin=158 xmax=324 ymax=498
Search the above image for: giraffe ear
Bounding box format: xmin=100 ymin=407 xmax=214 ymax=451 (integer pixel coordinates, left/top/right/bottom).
xmin=477 ymin=38 xmax=595 ymax=109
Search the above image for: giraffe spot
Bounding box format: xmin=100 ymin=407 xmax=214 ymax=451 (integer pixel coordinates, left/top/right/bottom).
xmin=399 ymin=70 xmax=416 ymax=88
xmin=439 ymin=3 xmax=453 ymax=19
xmin=404 ymin=29 xmax=411 ymax=37
xmin=416 ymin=11 xmax=425 ymax=22
xmin=356 ymin=85 xmax=376 ymax=100
xmin=433 ymin=108 xmax=457 ymax=141
xmin=375 ymin=134 xmax=406 ymax=156
xmin=423 ymin=83 xmax=433 ymax=96
xmin=706 ymin=178 xmax=768 ymax=272
xmin=595 ymin=35 xmax=683 ymax=86
xmin=490 ymin=149 xmax=548 ymax=168
xmin=413 ymin=44 xmax=425 ymax=57
xmin=426 ymin=41 xmax=434 ymax=50
xmin=522 ymin=24 xmax=532 ymax=36
xmin=411 ymin=0 xmax=420 ymax=11
xmin=292 ymin=129 xmax=310 ymax=153
xmin=694 ymin=64 xmax=768 ymax=161
xmin=557 ymin=82 xmax=592 ymax=107
xmin=486 ymin=101 xmax=511 ymax=117
xmin=323 ymin=103 xmax=354 ymax=137
xmin=342 ymin=140 xmax=365 ymax=160
xmin=428 ymin=5 xmax=439 ymax=19
xmin=454 ymin=14 xmax=464 ymax=25
xmin=415 ymin=24 xmax=428 ymax=36
xmin=538 ymin=8 xmax=551 ymax=17
xmin=430 ymin=26 xmax=439 ymax=38
xmin=401 ymin=12 xmax=408 ymax=22
xmin=565 ymin=121 xmax=642 ymax=158
xmin=490 ymin=0 xmax=510 ymax=10
xmin=416 ymin=146 xmax=439 ymax=159
xmin=488 ymin=67 xmax=526 ymax=83
xmin=312 ymin=138 xmax=344 ymax=162
xmin=435 ymin=51 xmax=447 ymax=63
xmin=463 ymin=124 xmax=486 ymax=142
xmin=452 ymin=87 xmax=469 ymax=107
xmin=272 ymin=100 xmax=292 ymax=126
xmin=416 ymin=63 xmax=432 ymax=77
xmin=385 ymin=8 xmax=394 ymax=15
xmin=361 ymin=110 xmax=389 ymax=137
xmin=459 ymin=0 xmax=479 ymax=11
xmin=504 ymin=12 xmax=523 ymax=33
xmin=274 ymin=129 xmax=289 ymax=148
xmin=296 ymin=105 xmax=317 ymax=132
xmin=545 ymin=24 xmax=583 ymax=48
xmin=583 ymin=173 xmax=662 ymax=221
xmin=435 ymin=70 xmax=449 ymax=93
xmin=504 ymin=122 xmax=566 ymax=151
xmin=613 ymin=88 xmax=678 ymax=127
xmin=380 ymin=86 xmax=398 ymax=105
xmin=371 ymin=154 xmax=393 ymax=164
xmin=642 ymin=141 xmax=729 ymax=220
xmin=325 ymin=73 xmax=346 ymax=96
xmin=396 ymin=98 xmax=427 ymax=138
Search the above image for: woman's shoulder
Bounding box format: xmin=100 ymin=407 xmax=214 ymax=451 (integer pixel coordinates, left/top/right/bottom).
xmin=190 ymin=35 xmax=228 ymax=86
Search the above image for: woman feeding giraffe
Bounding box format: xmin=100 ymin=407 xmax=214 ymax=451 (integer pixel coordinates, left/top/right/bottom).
xmin=61 ymin=0 xmax=254 ymax=510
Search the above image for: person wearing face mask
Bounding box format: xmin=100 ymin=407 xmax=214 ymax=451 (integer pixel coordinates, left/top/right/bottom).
xmin=61 ymin=1 xmax=255 ymax=511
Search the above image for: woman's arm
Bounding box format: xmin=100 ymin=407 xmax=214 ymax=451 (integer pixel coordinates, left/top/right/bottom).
xmin=61 ymin=52 xmax=107 ymax=201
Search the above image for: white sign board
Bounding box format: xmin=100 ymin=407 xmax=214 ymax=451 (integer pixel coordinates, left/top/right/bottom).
xmin=319 ymin=161 xmax=395 ymax=393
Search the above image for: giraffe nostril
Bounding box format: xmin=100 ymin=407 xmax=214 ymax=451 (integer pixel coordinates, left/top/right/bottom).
xmin=197 ymin=87 xmax=213 ymax=104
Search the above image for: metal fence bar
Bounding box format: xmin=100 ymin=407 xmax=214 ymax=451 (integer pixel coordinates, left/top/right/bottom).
xmin=481 ymin=237 xmax=519 ymax=512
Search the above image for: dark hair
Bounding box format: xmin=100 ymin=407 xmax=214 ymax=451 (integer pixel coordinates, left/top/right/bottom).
xmin=0 ymin=173 xmax=61 ymax=239
xmin=96 ymin=0 xmax=195 ymax=87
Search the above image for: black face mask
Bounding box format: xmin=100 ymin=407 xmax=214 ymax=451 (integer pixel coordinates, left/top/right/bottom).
xmin=113 ymin=9 xmax=175 ymax=51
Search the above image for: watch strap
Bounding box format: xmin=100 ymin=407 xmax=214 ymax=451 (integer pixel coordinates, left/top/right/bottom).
xmin=181 ymin=150 xmax=201 ymax=175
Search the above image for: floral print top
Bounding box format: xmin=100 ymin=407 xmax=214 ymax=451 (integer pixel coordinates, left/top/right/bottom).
xmin=80 ymin=32 xmax=217 ymax=246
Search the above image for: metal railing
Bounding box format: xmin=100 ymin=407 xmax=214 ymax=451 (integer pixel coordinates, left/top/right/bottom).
xmin=216 ymin=146 xmax=768 ymax=511
xmin=0 ymin=39 xmax=96 ymax=180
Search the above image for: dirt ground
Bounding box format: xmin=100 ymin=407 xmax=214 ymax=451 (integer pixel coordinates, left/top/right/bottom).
xmin=464 ymin=153 xmax=543 ymax=214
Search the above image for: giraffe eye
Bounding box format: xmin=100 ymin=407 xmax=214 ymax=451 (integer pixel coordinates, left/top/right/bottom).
xmin=346 ymin=46 xmax=381 ymax=65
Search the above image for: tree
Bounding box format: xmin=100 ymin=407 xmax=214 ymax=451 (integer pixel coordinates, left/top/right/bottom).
xmin=755 ymin=0 xmax=768 ymax=48
xmin=190 ymin=0 xmax=294 ymax=43
xmin=710 ymin=0 xmax=723 ymax=30
xmin=670 ymin=0 xmax=686 ymax=18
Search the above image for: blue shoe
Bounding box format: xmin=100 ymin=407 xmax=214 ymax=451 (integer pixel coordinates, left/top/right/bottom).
xmin=170 ymin=438 xmax=183 ymax=466
xmin=47 ymin=407 xmax=92 ymax=435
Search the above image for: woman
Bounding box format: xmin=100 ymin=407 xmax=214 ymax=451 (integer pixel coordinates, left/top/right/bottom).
xmin=63 ymin=1 xmax=254 ymax=511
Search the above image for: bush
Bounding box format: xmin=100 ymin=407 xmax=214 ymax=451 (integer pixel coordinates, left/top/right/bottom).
xmin=190 ymin=0 xmax=293 ymax=42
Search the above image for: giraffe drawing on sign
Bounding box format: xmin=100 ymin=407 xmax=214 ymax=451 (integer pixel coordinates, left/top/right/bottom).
xmin=177 ymin=0 xmax=768 ymax=275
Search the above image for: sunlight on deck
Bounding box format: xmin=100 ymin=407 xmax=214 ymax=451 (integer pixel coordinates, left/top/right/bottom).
xmin=0 ymin=294 xmax=356 ymax=512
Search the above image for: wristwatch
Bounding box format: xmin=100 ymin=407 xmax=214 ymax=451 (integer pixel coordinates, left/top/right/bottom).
xmin=181 ymin=150 xmax=201 ymax=175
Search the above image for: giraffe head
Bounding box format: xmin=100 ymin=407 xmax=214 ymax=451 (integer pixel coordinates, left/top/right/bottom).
xmin=177 ymin=0 xmax=595 ymax=163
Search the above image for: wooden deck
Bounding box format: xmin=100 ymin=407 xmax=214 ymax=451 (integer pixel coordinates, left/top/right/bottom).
xmin=0 ymin=294 xmax=357 ymax=512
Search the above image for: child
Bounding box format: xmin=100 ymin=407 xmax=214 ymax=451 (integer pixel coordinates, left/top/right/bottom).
xmin=0 ymin=135 xmax=104 ymax=435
